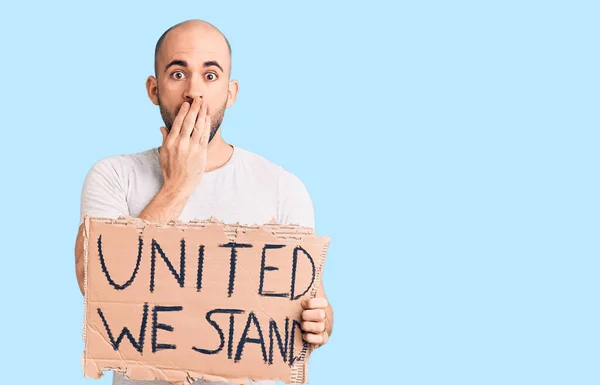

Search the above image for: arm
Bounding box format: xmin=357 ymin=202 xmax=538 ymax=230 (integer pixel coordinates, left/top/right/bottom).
xmin=74 ymin=157 xmax=130 ymax=295
xmin=279 ymin=171 xmax=334 ymax=345
xmin=75 ymin=97 xmax=211 ymax=295
xmin=74 ymin=175 xmax=194 ymax=295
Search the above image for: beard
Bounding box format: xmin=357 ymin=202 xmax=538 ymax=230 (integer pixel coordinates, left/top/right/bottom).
xmin=158 ymin=93 xmax=226 ymax=143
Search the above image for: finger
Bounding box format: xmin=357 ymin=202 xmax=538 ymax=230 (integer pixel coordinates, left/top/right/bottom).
xmin=301 ymin=321 xmax=325 ymax=334
xmin=169 ymin=102 xmax=190 ymax=138
xmin=302 ymin=309 xmax=326 ymax=322
xmin=181 ymin=97 xmax=202 ymax=137
xmin=302 ymin=332 xmax=324 ymax=345
xmin=192 ymin=102 xmax=208 ymax=142
xmin=200 ymin=114 xmax=211 ymax=149
xmin=302 ymin=297 xmax=328 ymax=310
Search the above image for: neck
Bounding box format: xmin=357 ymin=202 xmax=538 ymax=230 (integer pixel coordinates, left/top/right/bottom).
xmin=204 ymin=131 xmax=234 ymax=172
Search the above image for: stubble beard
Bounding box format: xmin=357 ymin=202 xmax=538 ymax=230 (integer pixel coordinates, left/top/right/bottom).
xmin=158 ymin=93 xmax=227 ymax=143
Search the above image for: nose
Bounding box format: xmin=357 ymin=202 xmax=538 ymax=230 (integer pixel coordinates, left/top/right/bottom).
xmin=183 ymin=74 xmax=204 ymax=104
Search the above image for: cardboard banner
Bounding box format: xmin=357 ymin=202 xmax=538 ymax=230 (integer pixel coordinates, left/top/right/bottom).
xmin=81 ymin=215 xmax=330 ymax=384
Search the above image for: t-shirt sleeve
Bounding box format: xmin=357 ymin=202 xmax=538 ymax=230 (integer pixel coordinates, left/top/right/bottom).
xmin=79 ymin=158 xmax=130 ymax=225
xmin=278 ymin=170 xmax=315 ymax=230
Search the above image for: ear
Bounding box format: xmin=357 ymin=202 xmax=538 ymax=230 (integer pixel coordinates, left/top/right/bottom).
xmin=146 ymin=76 xmax=159 ymax=106
xmin=225 ymin=79 xmax=239 ymax=109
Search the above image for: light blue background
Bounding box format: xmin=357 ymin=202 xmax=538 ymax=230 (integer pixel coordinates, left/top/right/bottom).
xmin=0 ymin=1 xmax=598 ymax=384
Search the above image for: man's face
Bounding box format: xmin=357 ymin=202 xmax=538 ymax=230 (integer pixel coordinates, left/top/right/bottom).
xmin=150 ymin=25 xmax=233 ymax=143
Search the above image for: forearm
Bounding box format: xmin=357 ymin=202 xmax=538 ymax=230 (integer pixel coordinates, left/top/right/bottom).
xmin=138 ymin=184 xmax=193 ymax=223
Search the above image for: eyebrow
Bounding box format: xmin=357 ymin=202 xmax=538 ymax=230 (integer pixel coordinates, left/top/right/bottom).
xmin=164 ymin=59 xmax=224 ymax=73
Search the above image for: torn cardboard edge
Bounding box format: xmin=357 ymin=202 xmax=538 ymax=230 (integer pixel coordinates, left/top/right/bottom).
xmin=81 ymin=214 xmax=330 ymax=385
xmin=84 ymin=361 xmax=303 ymax=385
xmin=86 ymin=215 xmax=318 ymax=238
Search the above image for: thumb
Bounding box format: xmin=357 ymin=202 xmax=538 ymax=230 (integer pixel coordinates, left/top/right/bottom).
xmin=160 ymin=126 xmax=168 ymax=144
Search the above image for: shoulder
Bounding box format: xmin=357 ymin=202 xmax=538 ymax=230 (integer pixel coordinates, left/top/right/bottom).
xmin=82 ymin=147 xmax=158 ymax=199
xmin=235 ymin=146 xmax=300 ymax=178
xmin=234 ymin=147 xmax=309 ymax=190
xmin=79 ymin=148 xmax=157 ymax=224
xmin=234 ymin=146 xmax=285 ymax=175
xmin=86 ymin=148 xmax=157 ymax=179
xmin=235 ymin=147 xmax=314 ymax=228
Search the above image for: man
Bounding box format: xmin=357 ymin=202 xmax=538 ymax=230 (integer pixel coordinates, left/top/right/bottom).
xmin=74 ymin=19 xmax=333 ymax=385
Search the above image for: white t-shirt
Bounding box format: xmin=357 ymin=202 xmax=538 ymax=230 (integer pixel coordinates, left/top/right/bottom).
xmin=79 ymin=144 xmax=315 ymax=385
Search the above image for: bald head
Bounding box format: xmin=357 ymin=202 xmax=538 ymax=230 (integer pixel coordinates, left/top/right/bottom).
xmin=154 ymin=19 xmax=232 ymax=78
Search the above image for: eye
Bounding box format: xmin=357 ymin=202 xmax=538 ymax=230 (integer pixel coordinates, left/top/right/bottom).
xmin=206 ymin=72 xmax=217 ymax=81
xmin=171 ymin=71 xmax=186 ymax=80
